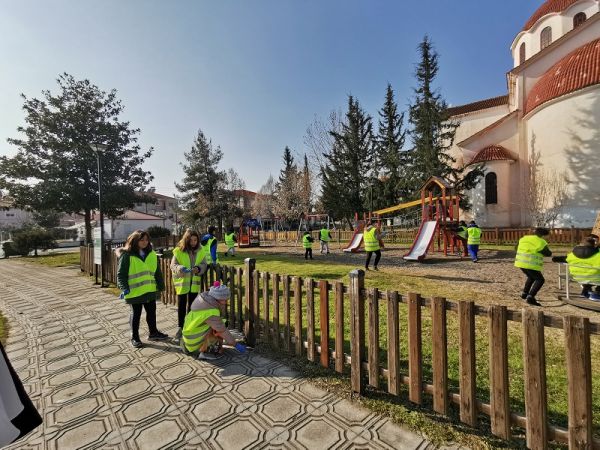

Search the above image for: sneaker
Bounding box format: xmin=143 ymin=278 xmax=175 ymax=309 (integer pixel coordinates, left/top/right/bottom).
xmin=131 ymin=338 xmax=143 ymax=348
xmin=373 ymin=266 xmax=379 ymax=271
xmin=526 ymin=296 xmax=542 ymax=306
xmin=365 ymin=267 xmax=370 ymax=271
xmin=197 ymin=352 xmax=222 ymax=361
xmin=473 ymin=259 xmax=478 ymax=263
xmin=148 ymin=331 xmax=169 ymax=341
xmin=520 ymin=292 xmax=528 ymax=300
xmin=589 ymin=293 xmax=600 ymax=302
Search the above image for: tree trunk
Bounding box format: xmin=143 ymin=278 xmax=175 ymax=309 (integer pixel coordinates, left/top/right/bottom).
xmin=84 ymin=209 xmax=92 ymax=244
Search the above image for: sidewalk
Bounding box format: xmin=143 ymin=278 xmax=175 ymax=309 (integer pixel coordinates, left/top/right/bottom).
xmin=0 ymin=260 xmax=435 ymax=450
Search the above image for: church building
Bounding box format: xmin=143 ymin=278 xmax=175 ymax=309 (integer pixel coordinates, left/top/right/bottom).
xmin=449 ymin=0 xmax=600 ymax=227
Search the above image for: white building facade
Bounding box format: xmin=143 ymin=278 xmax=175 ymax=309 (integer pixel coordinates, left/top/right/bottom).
xmin=450 ymin=0 xmax=600 ymax=227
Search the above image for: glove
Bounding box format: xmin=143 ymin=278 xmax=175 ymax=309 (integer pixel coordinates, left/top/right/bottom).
xmin=234 ymin=343 xmax=247 ymax=353
xmin=119 ymin=289 xmax=130 ymax=299
xmin=181 ymin=267 xmax=192 ymax=273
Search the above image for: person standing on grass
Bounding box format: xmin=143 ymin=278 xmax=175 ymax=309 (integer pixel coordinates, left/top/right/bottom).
xmin=117 ymin=229 xmax=169 ymax=348
xmin=302 ymin=230 xmax=314 ymax=260
xmin=223 ymin=227 xmax=237 ymax=257
xmin=466 ymin=221 xmax=482 ymax=262
xmin=514 ymin=227 xmax=552 ymax=306
xmin=452 ymin=220 xmax=469 ymax=257
xmin=364 ymin=220 xmax=382 ymax=271
xmin=319 ymin=226 xmax=332 ymax=254
xmin=170 ymin=229 xmax=208 ymax=344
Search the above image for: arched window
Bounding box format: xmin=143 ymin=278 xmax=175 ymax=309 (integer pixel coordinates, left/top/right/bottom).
xmin=574 ymin=12 xmax=587 ymax=28
xmin=485 ymin=172 xmax=497 ymax=205
xmin=519 ymin=43 xmax=526 ymax=65
xmin=540 ymin=26 xmax=552 ymax=50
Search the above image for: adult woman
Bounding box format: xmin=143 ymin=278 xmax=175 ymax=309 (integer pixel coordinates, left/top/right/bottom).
xmin=171 ymin=229 xmax=207 ymax=342
xmin=117 ymin=230 xmax=168 ymax=348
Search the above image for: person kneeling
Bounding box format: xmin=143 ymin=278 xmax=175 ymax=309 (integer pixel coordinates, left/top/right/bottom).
xmin=181 ymin=281 xmax=246 ymax=360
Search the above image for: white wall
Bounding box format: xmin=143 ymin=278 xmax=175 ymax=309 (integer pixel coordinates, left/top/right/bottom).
xmin=525 ymin=87 xmax=600 ymax=226
xmin=108 ymin=219 xmax=165 ymax=241
xmin=470 ymin=161 xmax=517 ymax=227
xmin=0 ymin=208 xmax=32 ymax=229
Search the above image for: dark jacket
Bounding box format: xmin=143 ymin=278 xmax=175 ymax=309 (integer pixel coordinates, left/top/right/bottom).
xmin=572 ymin=245 xmax=599 ymax=259
xmin=117 ymin=248 xmax=165 ymax=305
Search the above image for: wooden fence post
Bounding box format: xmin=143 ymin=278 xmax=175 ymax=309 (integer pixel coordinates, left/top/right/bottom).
xmin=432 ymin=296 xmax=448 ymax=415
xmin=294 ymin=276 xmax=303 ymax=356
xmin=408 ymin=293 xmax=423 ymax=404
xmin=350 ymin=269 xmax=365 ymax=396
xmin=523 ymin=308 xmax=548 ymax=449
xmin=273 ymin=273 xmax=280 ymax=349
xmin=306 ymin=278 xmax=315 ymax=362
xmin=564 ymin=316 xmax=592 ymax=449
xmin=319 ymin=280 xmax=329 ymax=368
xmin=335 ymin=281 xmax=345 ymax=373
xmin=368 ymin=288 xmax=380 ymax=389
xmin=262 ymin=272 xmax=270 ymax=344
xmin=244 ymin=258 xmax=256 ymax=346
xmin=283 ymin=275 xmax=291 ymax=352
xmin=458 ymin=301 xmax=477 ymax=427
xmin=387 ymin=291 xmax=401 ymax=396
xmin=489 ymin=304 xmax=510 ymax=440
xmin=236 ymin=267 xmax=243 ymax=331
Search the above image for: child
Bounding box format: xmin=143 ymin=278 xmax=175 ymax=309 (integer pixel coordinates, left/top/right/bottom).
xmin=515 ymin=227 xmax=552 ymax=306
xmin=117 ymin=229 xmax=169 ymax=348
xmin=466 ymin=221 xmax=482 ymax=262
xmin=181 ymin=282 xmax=247 ymax=360
xmin=223 ymin=227 xmax=237 ymax=257
xmin=319 ymin=227 xmax=332 ymax=254
xmin=302 ymin=231 xmax=314 ymax=260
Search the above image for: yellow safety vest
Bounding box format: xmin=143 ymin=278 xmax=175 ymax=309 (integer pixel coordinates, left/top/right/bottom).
xmin=182 ymin=307 xmax=221 ymax=353
xmin=456 ymin=226 xmax=467 ymax=239
xmin=172 ymin=248 xmax=205 ymax=295
xmin=467 ymin=227 xmax=482 ymax=245
xmin=202 ymin=236 xmax=219 ymax=263
xmin=125 ymin=251 xmax=157 ymax=300
xmin=320 ymin=229 xmax=330 ymax=242
xmin=566 ymin=251 xmax=600 ymax=285
xmin=225 ymin=232 xmax=236 ymax=248
xmin=302 ymin=234 xmax=312 ymax=249
xmin=364 ymin=227 xmax=380 ymax=252
xmin=514 ymin=235 xmax=548 ymax=271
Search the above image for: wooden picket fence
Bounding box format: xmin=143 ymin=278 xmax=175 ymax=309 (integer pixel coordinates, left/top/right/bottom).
xmin=80 ymin=248 xmax=599 ymax=447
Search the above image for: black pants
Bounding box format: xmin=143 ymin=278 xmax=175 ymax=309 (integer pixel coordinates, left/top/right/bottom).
xmin=520 ymin=268 xmax=545 ymax=298
xmin=130 ymin=301 xmax=158 ymax=339
xmin=177 ymin=292 xmax=195 ymax=328
xmin=304 ymin=248 xmax=313 ymax=259
xmin=366 ymin=250 xmax=381 ymax=269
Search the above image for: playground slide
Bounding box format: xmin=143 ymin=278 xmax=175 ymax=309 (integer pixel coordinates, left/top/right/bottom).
xmin=403 ymin=221 xmax=438 ymax=261
xmin=343 ymin=232 xmax=363 ymax=253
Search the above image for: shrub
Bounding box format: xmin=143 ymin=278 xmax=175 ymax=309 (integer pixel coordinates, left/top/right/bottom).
xmin=146 ymin=225 xmax=171 ymax=238
xmin=11 ymin=228 xmax=57 ymax=256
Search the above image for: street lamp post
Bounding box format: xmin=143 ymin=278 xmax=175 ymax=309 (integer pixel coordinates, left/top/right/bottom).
xmin=90 ymin=143 xmax=108 ymax=287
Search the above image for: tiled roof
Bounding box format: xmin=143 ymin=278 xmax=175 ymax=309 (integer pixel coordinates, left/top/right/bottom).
xmin=523 ymin=0 xmax=580 ymax=31
xmin=447 ymin=95 xmax=509 ymax=116
xmin=525 ymin=38 xmax=600 ymax=114
xmin=234 ymin=189 xmax=257 ymax=197
xmin=468 ymin=145 xmax=516 ymax=165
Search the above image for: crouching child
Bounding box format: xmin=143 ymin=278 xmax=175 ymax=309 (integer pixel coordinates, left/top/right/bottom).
xmin=181 ymin=281 xmax=246 ymax=360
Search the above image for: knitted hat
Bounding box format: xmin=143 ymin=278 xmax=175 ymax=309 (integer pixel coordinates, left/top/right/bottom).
xmin=209 ymin=281 xmax=230 ymax=301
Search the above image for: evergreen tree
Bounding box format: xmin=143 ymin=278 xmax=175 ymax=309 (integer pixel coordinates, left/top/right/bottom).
xmin=0 ymin=74 xmax=154 ymax=243
xmin=321 ymin=95 xmax=374 ymax=226
xmin=175 ymin=130 xmax=225 ymax=229
xmin=407 ymin=37 xmax=483 ymax=200
xmin=374 ymin=83 xmax=407 ymax=209
xmin=300 ymin=154 xmax=312 ymax=214
xmin=274 ymin=147 xmax=302 ymax=221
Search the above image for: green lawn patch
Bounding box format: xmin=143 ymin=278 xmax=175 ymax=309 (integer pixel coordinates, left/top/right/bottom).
xmin=21 ymin=252 xmax=80 ymax=267
xmin=0 ymin=312 xmax=7 ymax=345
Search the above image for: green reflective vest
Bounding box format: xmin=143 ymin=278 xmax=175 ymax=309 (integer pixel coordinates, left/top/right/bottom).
xmin=202 ymin=236 xmax=219 ymax=264
xmin=172 ymin=248 xmax=205 ymax=295
xmin=320 ymin=229 xmax=330 ymax=242
xmin=514 ymin=235 xmax=548 ymax=271
xmin=225 ymin=232 xmax=236 ymax=248
xmin=125 ymin=251 xmax=158 ymax=300
xmin=467 ymin=227 xmax=482 ymax=245
xmin=181 ymin=307 xmax=221 ymax=353
xmin=364 ymin=227 xmax=380 ymax=252
xmin=456 ymin=226 xmax=467 ymax=239
xmin=302 ymin=234 xmax=312 ymax=249
xmin=566 ymin=251 xmax=600 ymax=285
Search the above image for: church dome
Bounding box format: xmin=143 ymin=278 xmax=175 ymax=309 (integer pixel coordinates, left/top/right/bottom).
xmin=523 ymin=0 xmax=581 ymax=30
xmin=525 ymin=38 xmax=600 ymax=113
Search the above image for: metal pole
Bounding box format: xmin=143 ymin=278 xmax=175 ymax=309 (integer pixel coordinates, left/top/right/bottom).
xmin=97 ymin=151 xmax=105 ymax=288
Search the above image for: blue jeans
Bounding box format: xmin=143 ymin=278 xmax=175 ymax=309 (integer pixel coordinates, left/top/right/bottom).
xmin=467 ymin=244 xmax=479 ymax=261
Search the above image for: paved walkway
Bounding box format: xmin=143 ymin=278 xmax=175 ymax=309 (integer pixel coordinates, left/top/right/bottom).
xmin=0 ymin=260 xmax=434 ymax=450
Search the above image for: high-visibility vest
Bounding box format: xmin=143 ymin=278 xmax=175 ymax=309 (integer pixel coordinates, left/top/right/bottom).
xmin=124 ymin=251 xmax=157 ymax=300
xmin=302 ymin=234 xmax=312 ymax=249
xmin=202 ymin=236 xmax=219 ymax=263
xmin=467 ymin=227 xmax=482 ymax=245
xmin=514 ymin=235 xmax=548 ymax=271
xmin=456 ymin=226 xmax=467 ymax=239
xmin=181 ymin=307 xmax=221 ymax=353
xmin=225 ymin=232 xmax=236 ymax=248
xmin=364 ymin=227 xmax=380 ymax=252
xmin=566 ymin=251 xmax=600 ymax=285
xmin=320 ymin=229 xmax=330 ymax=242
xmin=172 ymin=248 xmax=205 ymax=295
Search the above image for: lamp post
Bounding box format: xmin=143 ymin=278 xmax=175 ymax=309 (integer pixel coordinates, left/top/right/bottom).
xmin=90 ymin=143 xmax=108 ymax=287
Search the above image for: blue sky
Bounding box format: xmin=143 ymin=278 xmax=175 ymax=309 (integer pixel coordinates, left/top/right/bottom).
xmin=0 ymin=0 xmax=542 ymax=195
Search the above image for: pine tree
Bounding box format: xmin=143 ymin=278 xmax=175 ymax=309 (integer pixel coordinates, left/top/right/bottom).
xmin=408 ymin=36 xmax=483 ymax=199
xmin=375 ymin=83 xmax=407 ymax=208
xmin=175 ymin=130 xmax=225 ymax=229
xmin=300 ymin=154 xmax=312 ymax=214
xmin=321 ymin=95 xmax=374 ymax=226
xmin=274 ymin=147 xmax=302 ymax=221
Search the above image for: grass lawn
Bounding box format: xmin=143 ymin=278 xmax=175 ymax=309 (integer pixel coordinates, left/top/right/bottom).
xmin=21 ymin=252 xmax=80 ymax=267
xmin=0 ymin=312 xmax=7 ymax=345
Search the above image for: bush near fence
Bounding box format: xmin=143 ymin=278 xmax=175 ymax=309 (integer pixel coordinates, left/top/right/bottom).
xmin=80 ymin=247 xmax=599 ymax=448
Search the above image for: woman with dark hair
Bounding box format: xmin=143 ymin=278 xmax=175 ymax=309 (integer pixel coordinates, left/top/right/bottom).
xmin=117 ymin=229 xmax=168 ymax=348
xmin=170 ymin=229 xmax=207 ymax=343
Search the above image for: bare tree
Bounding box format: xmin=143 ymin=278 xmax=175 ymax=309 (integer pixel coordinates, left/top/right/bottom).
xmin=252 ymin=175 xmax=277 ymax=219
xmin=527 ymin=135 xmax=570 ymax=227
